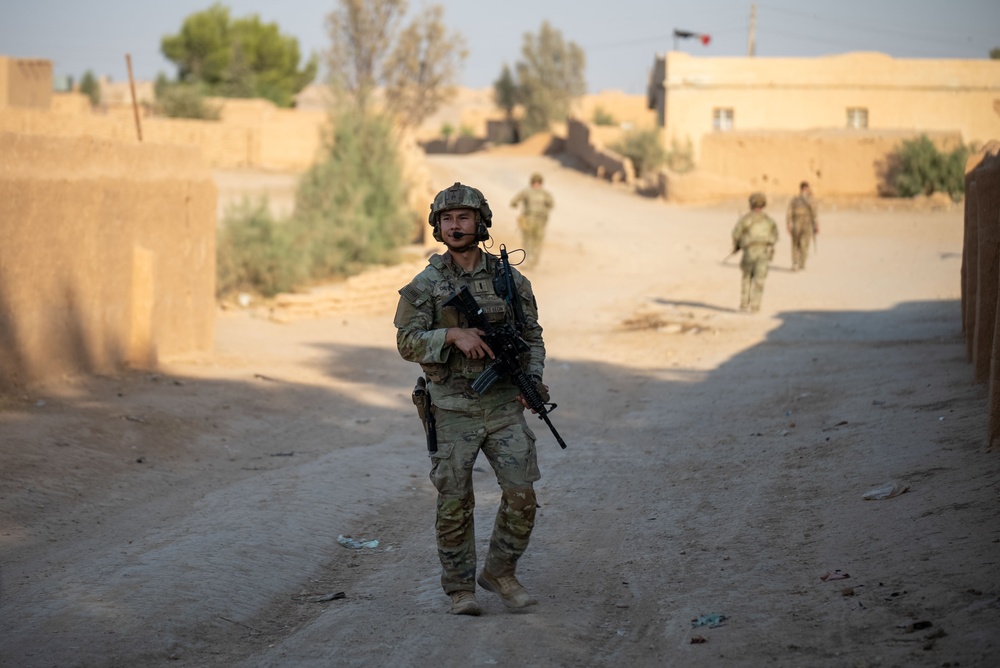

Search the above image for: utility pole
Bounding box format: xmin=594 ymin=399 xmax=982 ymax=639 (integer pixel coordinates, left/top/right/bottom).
xmin=747 ymin=3 xmax=757 ymax=57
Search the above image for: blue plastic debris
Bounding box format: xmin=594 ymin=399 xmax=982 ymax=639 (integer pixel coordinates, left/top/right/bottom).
xmin=691 ymin=613 xmax=727 ymax=628
xmin=337 ymin=535 xmax=379 ymax=549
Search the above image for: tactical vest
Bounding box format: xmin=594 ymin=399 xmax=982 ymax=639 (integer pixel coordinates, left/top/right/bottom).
xmin=419 ymin=254 xmax=513 ymax=385
xmin=739 ymin=213 xmax=776 ymax=248
xmin=520 ymin=189 xmax=552 ymax=219
xmin=789 ymin=196 xmax=814 ymax=224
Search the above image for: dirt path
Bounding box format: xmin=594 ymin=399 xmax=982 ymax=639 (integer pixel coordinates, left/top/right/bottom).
xmin=2 ymin=153 xmax=997 ymax=667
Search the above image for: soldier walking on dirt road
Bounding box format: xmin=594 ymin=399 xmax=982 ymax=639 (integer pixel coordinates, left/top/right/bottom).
xmin=395 ymin=182 xmax=550 ymax=616
xmin=786 ymin=181 xmax=819 ymax=271
xmin=510 ymin=173 xmax=554 ymax=270
xmin=732 ymin=192 xmax=779 ymax=312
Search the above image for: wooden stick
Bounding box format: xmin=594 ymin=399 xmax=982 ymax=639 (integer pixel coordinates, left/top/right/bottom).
xmin=126 ymin=53 xmax=142 ymax=141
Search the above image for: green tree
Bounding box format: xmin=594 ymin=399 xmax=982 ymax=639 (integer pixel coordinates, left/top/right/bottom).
xmin=293 ymin=105 xmax=412 ymax=277
xmin=325 ymin=0 xmax=406 ymax=114
xmin=160 ymin=2 xmax=317 ymax=107
xmin=381 ymin=4 xmax=467 ymax=128
xmin=79 ymin=70 xmax=100 ymax=106
xmin=512 ymin=21 xmax=586 ymax=137
xmin=325 ymin=0 xmax=465 ymax=126
xmin=493 ymin=64 xmax=519 ymax=142
xmin=990 ymin=47 xmax=1000 ymax=59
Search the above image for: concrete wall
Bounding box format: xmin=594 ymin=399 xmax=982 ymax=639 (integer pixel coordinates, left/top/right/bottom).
xmin=651 ymin=52 xmax=1000 ymax=160
xmin=0 ymin=57 xmax=53 ymax=110
xmin=566 ymin=118 xmax=635 ymax=184
xmin=0 ymin=133 xmax=216 ymax=390
xmin=961 ymin=140 xmax=1000 ymax=448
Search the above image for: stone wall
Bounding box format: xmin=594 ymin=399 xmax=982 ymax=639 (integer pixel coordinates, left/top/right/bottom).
xmin=0 ymin=97 xmax=327 ymax=171
xmin=565 ymin=118 xmax=635 ymax=184
xmin=0 ymin=133 xmax=216 ymax=390
xmin=0 ymin=57 xmax=52 ymax=110
xmin=662 ymin=129 xmax=963 ymax=202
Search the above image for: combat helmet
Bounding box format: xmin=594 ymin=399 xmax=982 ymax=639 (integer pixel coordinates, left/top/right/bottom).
xmin=749 ymin=192 xmax=767 ymax=208
xmin=530 ymin=172 xmax=543 ymax=185
xmin=428 ymin=182 xmax=493 ymax=242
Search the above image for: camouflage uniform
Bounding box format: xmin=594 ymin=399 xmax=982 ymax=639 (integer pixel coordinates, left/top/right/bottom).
xmin=732 ymin=203 xmax=779 ymax=312
xmin=786 ymin=193 xmax=817 ymax=271
xmin=510 ymin=182 xmax=554 ymax=269
xmin=394 ymin=250 xmax=545 ymax=594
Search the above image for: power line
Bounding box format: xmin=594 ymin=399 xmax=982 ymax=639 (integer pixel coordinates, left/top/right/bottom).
xmin=757 ymin=3 xmax=978 ymax=49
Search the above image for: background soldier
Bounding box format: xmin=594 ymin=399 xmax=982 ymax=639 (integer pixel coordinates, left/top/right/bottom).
xmin=394 ymin=182 xmax=549 ymax=616
xmin=786 ymin=181 xmax=819 ymax=271
xmin=731 ymin=192 xmax=779 ymax=313
xmin=509 ymin=173 xmax=554 ymax=270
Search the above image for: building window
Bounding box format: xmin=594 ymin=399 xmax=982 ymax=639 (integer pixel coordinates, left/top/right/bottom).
xmin=713 ymin=108 xmax=734 ymax=131
xmin=847 ymin=107 xmax=868 ymax=129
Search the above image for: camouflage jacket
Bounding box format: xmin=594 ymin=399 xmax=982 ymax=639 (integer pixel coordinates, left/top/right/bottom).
xmin=786 ymin=195 xmax=817 ymax=229
xmin=394 ymin=250 xmax=545 ymax=410
xmin=510 ymin=187 xmax=554 ymax=221
xmin=732 ymin=211 xmax=779 ymax=251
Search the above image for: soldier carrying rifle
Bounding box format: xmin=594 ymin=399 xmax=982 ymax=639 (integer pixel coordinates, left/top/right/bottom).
xmin=395 ymin=182 xmax=559 ymax=616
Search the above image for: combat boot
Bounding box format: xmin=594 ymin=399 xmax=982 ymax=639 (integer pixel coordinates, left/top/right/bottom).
xmin=477 ymin=569 xmax=538 ymax=609
xmin=449 ymin=590 xmax=482 ymax=616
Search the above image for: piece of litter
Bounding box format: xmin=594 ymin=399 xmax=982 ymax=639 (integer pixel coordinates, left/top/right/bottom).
xmin=294 ymin=591 xmax=346 ymax=603
xmin=863 ymin=480 xmax=909 ymax=500
xmin=691 ymin=635 xmax=708 ymax=644
xmin=820 ymin=570 xmax=850 ymax=581
xmin=691 ymin=613 xmax=727 ymax=628
xmin=337 ymin=535 xmax=379 ymax=549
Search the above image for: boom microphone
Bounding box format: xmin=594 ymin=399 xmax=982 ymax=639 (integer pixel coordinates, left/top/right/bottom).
xmin=451 ymin=230 xmax=489 ymax=241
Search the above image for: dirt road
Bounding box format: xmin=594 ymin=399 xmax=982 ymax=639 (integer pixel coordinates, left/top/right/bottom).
xmin=2 ymin=152 xmax=997 ymax=667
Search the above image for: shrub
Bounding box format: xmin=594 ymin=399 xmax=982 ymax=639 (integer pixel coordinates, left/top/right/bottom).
xmin=611 ymin=128 xmax=668 ymax=177
xmin=216 ymin=107 xmax=417 ymax=299
xmin=890 ymin=135 xmax=969 ymax=200
xmin=79 ymin=70 xmax=100 ymax=107
xmin=292 ymin=106 xmax=413 ymax=279
xmin=216 ymin=198 xmax=304 ymax=298
xmin=592 ymin=106 xmax=616 ymax=126
xmin=665 ymin=137 xmax=695 ymax=173
xmin=155 ymin=83 xmax=221 ymax=120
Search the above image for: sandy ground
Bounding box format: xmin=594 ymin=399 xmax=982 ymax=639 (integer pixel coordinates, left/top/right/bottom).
xmin=2 ymin=152 xmax=998 ymax=668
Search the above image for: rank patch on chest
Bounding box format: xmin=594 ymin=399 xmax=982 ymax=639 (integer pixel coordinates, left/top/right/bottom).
xmin=473 ymin=279 xmax=491 ymax=294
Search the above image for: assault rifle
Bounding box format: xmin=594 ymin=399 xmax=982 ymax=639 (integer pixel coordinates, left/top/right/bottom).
xmin=444 ymin=246 xmax=567 ymax=449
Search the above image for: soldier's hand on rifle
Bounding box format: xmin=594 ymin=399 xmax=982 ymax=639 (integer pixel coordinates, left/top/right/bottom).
xmin=517 ymin=378 xmax=550 ymax=413
xmin=446 ymin=327 xmax=495 ymax=360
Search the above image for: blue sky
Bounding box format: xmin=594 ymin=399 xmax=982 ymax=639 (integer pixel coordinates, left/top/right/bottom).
xmin=1 ymin=0 xmax=997 ymax=94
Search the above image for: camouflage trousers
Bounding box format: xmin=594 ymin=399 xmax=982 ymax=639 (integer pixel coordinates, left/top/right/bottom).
xmin=790 ymin=224 xmax=813 ymax=270
xmin=740 ymin=245 xmax=772 ymax=311
xmin=517 ymin=215 xmax=548 ymax=269
xmin=429 ymin=400 xmax=540 ymax=594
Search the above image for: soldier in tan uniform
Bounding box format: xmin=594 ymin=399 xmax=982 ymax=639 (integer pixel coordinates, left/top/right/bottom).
xmin=395 ymin=182 xmax=549 ymax=616
xmin=786 ymin=181 xmax=819 ymax=271
xmin=510 ymin=173 xmax=554 ymax=270
xmin=731 ymin=192 xmax=779 ymax=312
